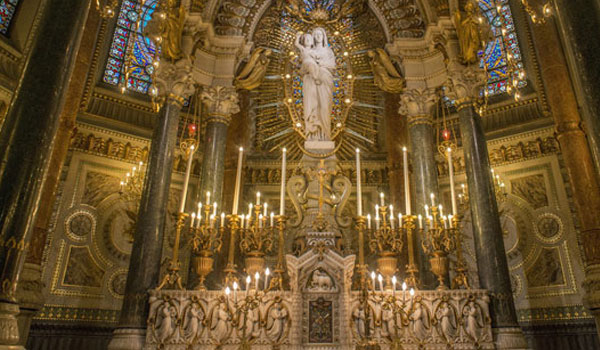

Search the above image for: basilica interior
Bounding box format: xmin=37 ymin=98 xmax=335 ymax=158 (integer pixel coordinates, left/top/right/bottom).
xmin=0 ymin=0 xmax=599 ymax=349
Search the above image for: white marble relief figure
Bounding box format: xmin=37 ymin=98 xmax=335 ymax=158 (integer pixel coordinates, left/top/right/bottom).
xmin=436 ymin=302 xmax=457 ymax=342
xmin=182 ymin=303 xmax=204 ymax=341
xmin=410 ymin=302 xmax=430 ymax=340
xmin=294 ymin=27 xmax=336 ymax=141
xmin=266 ymin=302 xmax=289 ymax=342
xmin=210 ymin=301 xmax=231 ymax=343
xmin=155 ymin=303 xmax=177 ymax=343
xmin=463 ymin=301 xmax=483 ymax=341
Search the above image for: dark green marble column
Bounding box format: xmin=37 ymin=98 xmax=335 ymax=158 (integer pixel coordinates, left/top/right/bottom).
xmin=187 ymin=86 xmax=239 ymax=289
xmin=199 ymin=117 xmax=232 ymax=207
xmin=197 ymin=86 xmax=239 ymax=208
xmin=0 ymin=0 xmax=91 ymax=346
xmin=109 ymin=61 xmax=195 ymax=350
xmin=458 ymin=103 xmax=523 ymax=337
xmin=408 ymin=115 xmax=440 ymax=289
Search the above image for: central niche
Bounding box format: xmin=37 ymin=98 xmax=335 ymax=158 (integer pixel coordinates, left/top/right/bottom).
xmin=309 ymin=297 xmax=333 ymax=343
xmin=249 ymin=0 xmax=387 ymax=160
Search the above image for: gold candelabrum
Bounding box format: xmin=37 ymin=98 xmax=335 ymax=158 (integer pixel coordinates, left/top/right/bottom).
xmin=220 ymin=275 xmax=284 ymax=348
xmin=361 ymin=197 xmax=421 ymax=289
xmin=420 ymin=204 xmax=456 ymax=290
xmin=367 ymin=204 xmax=403 ymax=290
xmin=222 ymin=210 xmax=288 ymax=292
xmin=190 ymin=201 xmax=224 ymax=290
xmin=239 ymin=201 xmax=275 ymax=279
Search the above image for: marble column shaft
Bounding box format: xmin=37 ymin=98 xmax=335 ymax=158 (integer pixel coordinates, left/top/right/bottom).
xmin=458 ymin=104 xmax=519 ymax=328
xmin=408 ymin=116 xmax=440 ymax=289
xmin=553 ymin=0 xmax=600 ymax=176
xmin=198 ymin=86 xmax=240 ymax=208
xmin=199 ymin=119 xmax=231 ymax=207
xmin=527 ymin=5 xmax=600 ymax=335
xmin=401 ymin=88 xmax=440 ymax=289
xmin=117 ymin=100 xmax=182 ymax=328
xmin=0 ymin=0 xmax=91 ymax=345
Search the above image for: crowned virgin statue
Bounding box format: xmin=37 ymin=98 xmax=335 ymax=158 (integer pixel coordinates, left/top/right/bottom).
xmin=294 ymin=27 xmax=336 ymax=141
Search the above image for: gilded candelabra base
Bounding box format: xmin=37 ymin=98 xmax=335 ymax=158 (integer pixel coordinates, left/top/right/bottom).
xmin=404 ymin=263 xmax=419 ymax=289
xmin=245 ymin=253 xmax=266 ymax=277
xmin=451 ymin=262 xmax=471 ymax=289
xmin=157 ymin=212 xmax=187 ymax=290
xmin=192 ymin=252 xmax=214 ymax=290
xmin=429 ymin=251 xmax=449 ymax=290
xmin=356 ymin=340 xmax=382 ymax=350
xmin=377 ymin=254 xmax=398 ymax=289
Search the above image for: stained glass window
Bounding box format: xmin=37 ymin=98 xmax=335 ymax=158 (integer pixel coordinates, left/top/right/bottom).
xmin=103 ymin=0 xmax=159 ymax=94
xmin=479 ymin=0 xmax=526 ymax=96
xmin=0 ymin=0 xmax=19 ymax=35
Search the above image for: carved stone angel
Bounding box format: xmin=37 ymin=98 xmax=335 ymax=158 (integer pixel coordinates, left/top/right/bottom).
xmin=453 ymin=1 xmax=489 ymax=65
xmin=462 ymin=301 xmax=485 ymax=341
xmin=235 ymin=48 xmax=273 ymax=90
xmin=367 ymin=48 xmax=405 ymax=93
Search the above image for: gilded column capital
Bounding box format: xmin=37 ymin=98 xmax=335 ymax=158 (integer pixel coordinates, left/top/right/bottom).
xmin=399 ymin=88 xmax=439 ymax=124
xmin=445 ymin=64 xmax=487 ymax=107
xmin=154 ymin=58 xmax=197 ymax=107
xmin=200 ymin=86 xmax=240 ymax=125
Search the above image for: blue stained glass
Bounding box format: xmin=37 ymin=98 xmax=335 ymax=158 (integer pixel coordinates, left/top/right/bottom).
xmin=478 ymin=0 xmax=526 ymax=95
xmin=0 ymin=0 xmax=19 ymax=35
xmin=103 ymin=0 xmax=159 ymax=94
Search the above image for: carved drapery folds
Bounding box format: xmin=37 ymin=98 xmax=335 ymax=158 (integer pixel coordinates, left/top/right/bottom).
xmin=399 ymin=87 xmax=439 ymax=123
xmin=200 ymin=86 xmax=240 ymax=124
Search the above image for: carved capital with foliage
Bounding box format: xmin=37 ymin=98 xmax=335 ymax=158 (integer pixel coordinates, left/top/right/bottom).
xmin=445 ymin=64 xmax=487 ymax=105
xmin=200 ymin=86 xmax=240 ymax=122
xmin=154 ymin=58 xmax=197 ymax=107
xmin=398 ymin=88 xmax=439 ymax=120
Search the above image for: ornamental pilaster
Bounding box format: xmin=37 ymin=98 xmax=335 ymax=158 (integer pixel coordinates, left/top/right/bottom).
xmin=200 ymin=86 xmax=240 ymax=125
xmin=445 ymin=64 xmax=487 ymax=108
xmin=399 ymin=88 xmax=439 ymax=125
xmin=154 ymin=58 xmax=197 ymax=107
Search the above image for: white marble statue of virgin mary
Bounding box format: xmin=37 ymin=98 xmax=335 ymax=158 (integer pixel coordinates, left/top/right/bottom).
xmin=295 ymin=27 xmax=336 ymax=141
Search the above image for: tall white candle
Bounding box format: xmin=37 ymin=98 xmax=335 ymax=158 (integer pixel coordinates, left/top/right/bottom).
xmin=367 ymin=214 xmax=371 ymax=229
xmin=356 ymin=148 xmax=363 ymax=216
xmin=263 ymin=202 xmax=268 ymax=217
xmin=206 ymin=191 xmax=211 ymax=205
xmin=280 ymin=148 xmax=287 ymax=216
xmin=179 ymin=145 xmax=196 ymax=213
xmin=380 ymin=192 xmax=385 ymax=206
xmin=256 ymin=192 xmax=261 ymax=205
xmin=232 ymin=147 xmax=244 ymax=215
xmin=403 ymin=147 xmax=411 ymax=215
xmin=447 ymin=148 xmax=457 ymax=216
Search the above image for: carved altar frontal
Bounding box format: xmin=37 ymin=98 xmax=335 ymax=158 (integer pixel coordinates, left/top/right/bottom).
xmin=144 ymin=247 xmax=494 ymax=350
